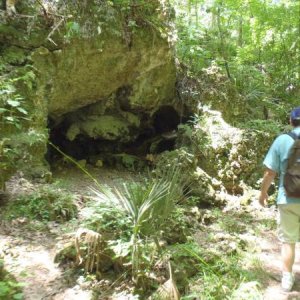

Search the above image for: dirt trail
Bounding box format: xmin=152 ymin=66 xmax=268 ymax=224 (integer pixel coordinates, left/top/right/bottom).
xmin=258 ymin=229 xmax=300 ymax=300
xmin=0 ymin=224 xmax=92 ymax=300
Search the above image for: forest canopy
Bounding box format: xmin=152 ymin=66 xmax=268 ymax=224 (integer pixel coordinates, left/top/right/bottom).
xmin=172 ymin=0 xmax=300 ymax=119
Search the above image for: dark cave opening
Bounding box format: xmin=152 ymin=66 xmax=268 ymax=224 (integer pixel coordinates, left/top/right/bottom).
xmin=47 ymin=105 xmax=181 ymax=169
xmin=153 ymin=105 xmax=181 ymax=134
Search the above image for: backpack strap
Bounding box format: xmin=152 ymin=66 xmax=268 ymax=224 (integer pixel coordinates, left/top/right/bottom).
xmin=286 ymin=131 xmax=299 ymax=140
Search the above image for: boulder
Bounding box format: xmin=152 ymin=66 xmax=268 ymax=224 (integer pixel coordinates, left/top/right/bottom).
xmin=177 ymin=109 xmax=280 ymax=193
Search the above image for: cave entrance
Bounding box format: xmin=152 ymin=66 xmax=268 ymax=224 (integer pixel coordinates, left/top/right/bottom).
xmin=47 ymin=105 xmax=181 ymax=170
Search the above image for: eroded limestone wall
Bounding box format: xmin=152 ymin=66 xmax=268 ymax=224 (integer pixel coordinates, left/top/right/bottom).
xmin=0 ymin=0 xmax=176 ymax=185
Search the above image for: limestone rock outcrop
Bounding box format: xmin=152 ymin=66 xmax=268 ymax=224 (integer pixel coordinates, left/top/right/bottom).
xmin=0 ymin=0 xmax=176 ymax=185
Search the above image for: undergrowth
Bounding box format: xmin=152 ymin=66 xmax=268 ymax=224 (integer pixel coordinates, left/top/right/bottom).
xmin=2 ymin=185 xmax=77 ymax=223
xmin=182 ymin=255 xmax=265 ymax=300
xmin=72 ymin=176 xmax=270 ymax=299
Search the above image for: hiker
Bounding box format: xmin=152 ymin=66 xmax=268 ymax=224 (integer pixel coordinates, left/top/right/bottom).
xmin=259 ymin=107 xmax=300 ymax=292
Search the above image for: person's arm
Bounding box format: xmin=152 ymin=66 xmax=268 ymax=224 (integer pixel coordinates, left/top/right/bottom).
xmin=259 ymin=168 xmax=277 ymax=207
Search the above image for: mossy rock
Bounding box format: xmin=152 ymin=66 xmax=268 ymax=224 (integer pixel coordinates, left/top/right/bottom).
xmin=1 ymin=0 xmax=175 ymax=188
xmin=66 ymin=115 xmax=137 ymax=142
xmin=111 ymin=153 xmax=146 ymax=170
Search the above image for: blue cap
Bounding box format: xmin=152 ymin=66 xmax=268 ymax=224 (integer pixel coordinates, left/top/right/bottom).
xmin=291 ymin=107 xmax=300 ymax=120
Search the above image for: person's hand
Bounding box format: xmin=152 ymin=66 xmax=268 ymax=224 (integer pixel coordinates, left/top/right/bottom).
xmin=258 ymin=192 xmax=268 ymax=207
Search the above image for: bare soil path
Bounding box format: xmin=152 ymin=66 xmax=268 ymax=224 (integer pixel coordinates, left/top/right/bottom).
xmin=259 ymin=228 xmax=300 ymax=300
xmin=0 ymin=227 xmax=91 ymax=300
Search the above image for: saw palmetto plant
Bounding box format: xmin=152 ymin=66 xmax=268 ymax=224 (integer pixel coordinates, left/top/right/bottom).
xmin=91 ymin=169 xmax=185 ymax=283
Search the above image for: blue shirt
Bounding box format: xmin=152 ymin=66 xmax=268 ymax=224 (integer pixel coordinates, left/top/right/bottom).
xmin=263 ymin=127 xmax=300 ymax=204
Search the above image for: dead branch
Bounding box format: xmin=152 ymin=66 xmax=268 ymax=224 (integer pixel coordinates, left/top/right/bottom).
xmin=46 ymin=18 xmax=64 ymax=46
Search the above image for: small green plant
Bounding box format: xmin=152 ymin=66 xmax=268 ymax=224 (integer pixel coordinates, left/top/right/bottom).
xmin=64 ymin=21 xmax=81 ymax=40
xmin=0 ymin=260 xmax=24 ymax=300
xmin=162 ymin=206 xmax=192 ymax=244
xmin=2 ymin=185 xmax=77 ymax=222
xmin=0 ymin=281 xmax=24 ymax=300
xmin=0 ymin=82 xmax=29 ymax=131
xmin=82 ymin=201 xmax=132 ymax=238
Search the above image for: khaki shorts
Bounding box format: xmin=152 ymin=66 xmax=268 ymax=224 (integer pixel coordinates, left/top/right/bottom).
xmin=278 ymin=204 xmax=300 ymax=243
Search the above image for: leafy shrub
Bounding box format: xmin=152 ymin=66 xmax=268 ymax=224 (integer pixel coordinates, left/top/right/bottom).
xmin=239 ymin=119 xmax=281 ymax=135
xmin=92 ymin=170 xmax=185 ymax=238
xmin=82 ymin=201 xmax=132 ymax=239
xmin=0 ymin=82 xmax=29 ymax=132
xmin=92 ymin=177 xmax=183 ymax=280
xmin=3 ymin=185 xmax=77 ymax=222
xmin=0 ymin=81 xmax=30 ymax=189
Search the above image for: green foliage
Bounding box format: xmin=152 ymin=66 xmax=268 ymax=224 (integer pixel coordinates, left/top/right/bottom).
xmin=0 ymin=260 xmax=24 ymax=300
xmin=61 ymin=0 xmax=173 ymax=44
xmin=209 ymin=208 xmax=248 ymax=234
xmin=177 ymin=119 xmax=211 ymax=154
xmin=0 ymin=139 xmax=17 ymax=190
xmin=0 ymin=81 xmax=29 ymax=131
xmin=0 ymin=281 xmax=24 ymax=300
xmin=239 ymin=119 xmax=281 ymax=135
xmin=0 ymin=60 xmax=41 ymax=189
xmin=173 ymin=0 xmax=300 ymax=119
xmin=162 ymin=206 xmax=192 ymax=244
xmin=154 ymin=148 xmax=196 ymax=182
xmin=2 ymin=185 xmax=77 ymax=222
xmin=79 ymin=196 xmax=270 ymax=297
xmin=255 ymin=217 xmax=277 ymax=234
xmin=1 ymin=47 xmax=27 ymax=66
xmin=82 ymin=201 xmax=132 ymax=239
xmin=92 ymin=171 xmax=184 ymax=281
xmin=65 ymin=21 xmax=81 ymax=40
xmin=92 ymin=170 xmax=184 ymax=237
xmin=0 ymin=79 xmax=31 ymax=189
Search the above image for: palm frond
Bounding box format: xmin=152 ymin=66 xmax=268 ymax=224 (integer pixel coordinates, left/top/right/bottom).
xmin=150 ymin=261 xmax=180 ymax=300
xmin=74 ymin=228 xmax=105 ymax=273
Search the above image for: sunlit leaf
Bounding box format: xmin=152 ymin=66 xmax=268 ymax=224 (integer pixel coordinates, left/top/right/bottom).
xmin=7 ymin=100 xmax=20 ymax=107
xmin=5 ymin=116 xmax=14 ymax=122
xmin=16 ymin=107 xmax=28 ymax=115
